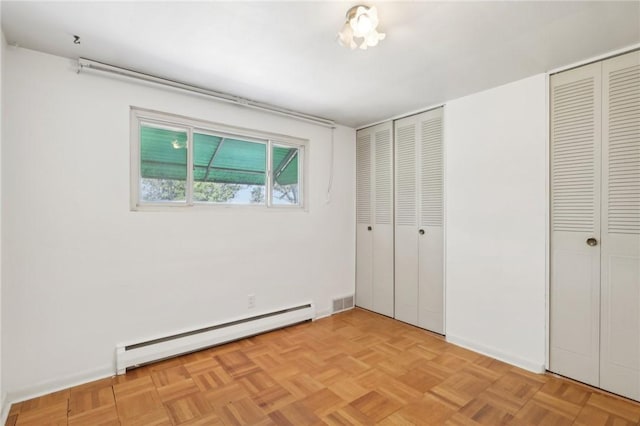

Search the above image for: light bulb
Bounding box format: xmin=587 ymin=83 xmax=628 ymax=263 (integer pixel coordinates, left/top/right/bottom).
xmin=354 ymin=14 xmax=373 ymax=36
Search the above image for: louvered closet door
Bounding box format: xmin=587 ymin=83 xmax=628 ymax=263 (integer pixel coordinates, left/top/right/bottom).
xmin=394 ymin=108 xmax=445 ymax=331
xmin=356 ymin=122 xmax=394 ymax=317
xmin=418 ymin=108 xmax=444 ymax=333
xmin=550 ymin=61 xmax=602 ymax=387
xmin=600 ymin=50 xmax=640 ymax=401
xmin=395 ymin=116 xmax=419 ymax=325
xmin=372 ymin=124 xmax=395 ymax=317
xmin=356 ymin=130 xmax=374 ymax=311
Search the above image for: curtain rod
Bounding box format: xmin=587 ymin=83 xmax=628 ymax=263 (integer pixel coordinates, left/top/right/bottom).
xmin=77 ymin=58 xmax=336 ymax=129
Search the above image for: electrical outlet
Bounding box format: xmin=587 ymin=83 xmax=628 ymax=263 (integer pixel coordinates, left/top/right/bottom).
xmin=248 ymin=294 xmax=256 ymax=309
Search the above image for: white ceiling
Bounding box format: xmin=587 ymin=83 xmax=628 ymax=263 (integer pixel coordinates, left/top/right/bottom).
xmin=2 ymin=1 xmax=639 ymax=128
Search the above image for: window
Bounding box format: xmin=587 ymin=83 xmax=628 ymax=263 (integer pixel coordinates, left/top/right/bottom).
xmin=131 ymin=108 xmax=306 ymax=209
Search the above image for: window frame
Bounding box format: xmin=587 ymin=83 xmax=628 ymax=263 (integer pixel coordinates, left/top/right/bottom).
xmin=130 ymin=107 xmax=308 ymax=211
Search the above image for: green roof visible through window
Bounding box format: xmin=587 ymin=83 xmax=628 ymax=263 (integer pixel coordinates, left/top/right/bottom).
xmin=133 ymin=108 xmax=306 ymax=209
xmin=193 ymin=133 xmax=266 ymax=186
xmin=140 ymin=127 xmax=269 ymax=186
xmin=140 ymin=125 xmax=188 ymax=181
xmin=272 ymin=145 xmax=299 ymax=186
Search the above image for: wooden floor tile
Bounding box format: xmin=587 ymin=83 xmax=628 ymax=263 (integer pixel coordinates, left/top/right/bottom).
xmin=386 ymin=393 xmax=457 ymax=425
xmin=299 ymin=388 xmax=344 ymax=416
xmin=215 ymin=351 xmax=260 ymax=378
xmin=349 ymin=390 xmax=403 ymax=422
xmin=68 ymin=383 xmax=115 ymax=416
xmin=18 ymin=389 xmax=69 ymax=413
xmin=164 ymin=393 xmax=214 ymax=424
xmin=118 ymin=407 xmax=172 ymax=426
xmin=203 ymin=383 xmax=248 ymax=408
xmin=328 ymin=378 xmax=369 ymax=402
xmin=115 ymin=389 xmax=163 ymax=419
xmin=13 ymin=400 xmax=68 ymax=425
xmin=323 ymin=404 xmax=371 ymax=425
xmin=396 ymin=367 xmax=443 ymax=393
xmin=6 ymin=308 xmax=640 ymax=426
xmin=483 ymin=370 xmax=546 ymax=413
xmin=268 ymin=401 xmax=323 ymax=425
xmin=280 ymin=374 xmax=325 ymax=398
xmin=192 ymin=366 xmax=234 ymax=392
xmin=574 ymin=403 xmax=639 ymax=426
xmin=513 ymin=391 xmax=582 ymax=425
xmin=430 ymin=371 xmax=493 ymax=408
xmin=156 ymin=378 xmax=200 ymax=403
xmin=585 ymin=392 xmax=640 ymax=423
xmin=176 ymin=412 xmax=224 ymax=426
xmin=215 ymin=397 xmax=268 ymax=425
xmin=457 ymin=395 xmax=515 ymax=425
xmin=249 ymin=384 xmax=296 ymax=413
xmin=68 ymin=404 xmax=119 ymax=425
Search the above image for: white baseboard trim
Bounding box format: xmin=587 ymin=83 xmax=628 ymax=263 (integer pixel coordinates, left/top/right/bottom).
xmin=3 ymin=365 xmax=114 ymax=419
xmin=315 ymin=305 xmax=355 ymax=321
xmin=315 ymin=309 xmax=332 ymax=320
xmin=446 ymin=334 xmax=546 ymax=374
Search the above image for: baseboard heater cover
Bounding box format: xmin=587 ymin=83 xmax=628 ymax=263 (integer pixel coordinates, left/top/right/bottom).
xmin=115 ymin=303 xmax=315 ymax=374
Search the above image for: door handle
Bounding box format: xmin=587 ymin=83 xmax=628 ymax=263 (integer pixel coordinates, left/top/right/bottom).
xmin=367 ymin=226 xmax=372 ymax=231
xmin=419 ymin=229 xmax=425 ymax=235
xmin=586 ymin=237 xmax=598 ymax=246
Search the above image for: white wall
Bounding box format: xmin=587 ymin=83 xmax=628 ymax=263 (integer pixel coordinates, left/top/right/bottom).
xmin=0 ymin=27 xmax=5 ymax=413
xmin=1 ymin=47 xmax=355 ymax=400
xmin=444 ymin=74 xmax=547 ymax=372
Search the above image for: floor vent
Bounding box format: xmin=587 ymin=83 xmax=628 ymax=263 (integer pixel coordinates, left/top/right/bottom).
xmin=115 ymin=303 xmax=315 ymax=374
xmin=332 ymin=295 xmax=355 ymax=313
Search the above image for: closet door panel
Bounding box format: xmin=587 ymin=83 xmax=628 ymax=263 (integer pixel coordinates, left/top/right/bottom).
xmin=373 ymin=125 xmax=395 ymax=317
xmin=418 ymin=109 xmax=444 ymax=334
xmin=373 ymin=228 xmax=394 ymax=317
xmin=600 ymin=50 xmax=640 ymax=401
xmin=549 ymin=234 xmax=601 ymax=385
xmin=550 ymin=61 xmax=602 ymax=386
xmin=356 ymin=131 xmax=373 ymax=310
xmin=356 ymin=226 xmax=373 ymax=310
xmin=395 ymin=227 xmax=419 ymax=325
xmin=395 ymin=118 xmax=419 ymax=325
xmin=418 ymin=227 xmax=443 ymax=332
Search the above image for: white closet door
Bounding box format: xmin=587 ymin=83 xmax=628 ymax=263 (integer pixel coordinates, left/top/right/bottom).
xmin=600 ymin=50 xmax=640 ymax=401
xmin=395 ymin=118 xmax=419 ymax=325
xmin=550 ymin=62 xmax=602 ymax=386
xmin=372 ymin=124 xmax=395 ymax=317
xmin=356 ymin=130 xmax=373 ymax=310
xmin=418 ymin=108 xmax=444 ymax=334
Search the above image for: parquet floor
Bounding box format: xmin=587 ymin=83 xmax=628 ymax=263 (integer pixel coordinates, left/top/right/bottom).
xmin=6 ymin=308 xmax=640 ymax=425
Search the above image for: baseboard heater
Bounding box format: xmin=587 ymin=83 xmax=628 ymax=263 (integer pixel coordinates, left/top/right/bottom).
xmin=115 ymin=303 xmax=315 ymax=374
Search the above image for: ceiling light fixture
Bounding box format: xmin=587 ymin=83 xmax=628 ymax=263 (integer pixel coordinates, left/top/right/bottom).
xmin=337 ymin=5 xmax=386 ymax=50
